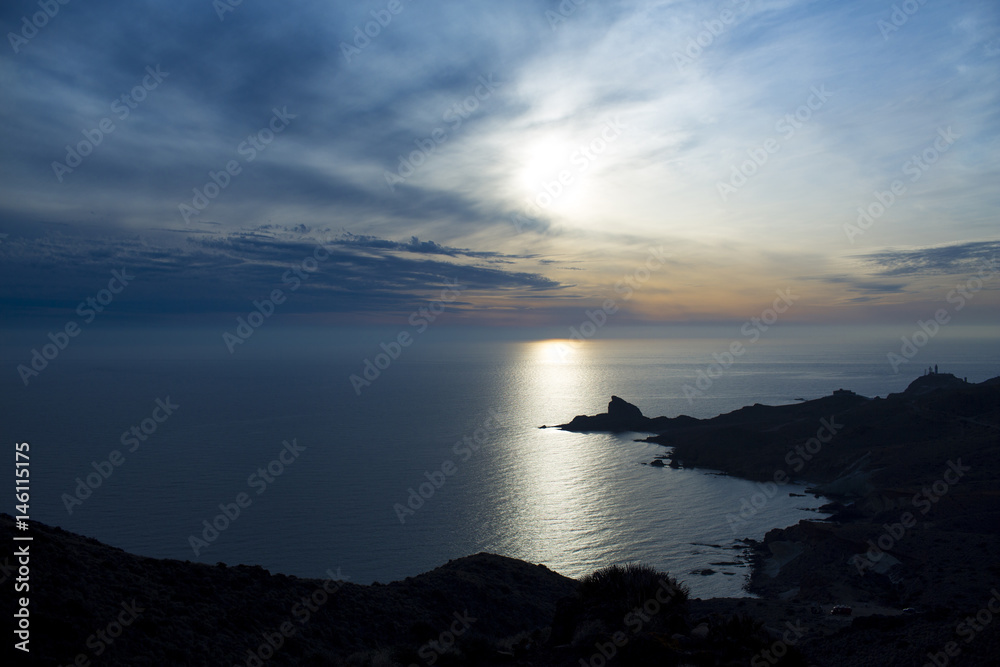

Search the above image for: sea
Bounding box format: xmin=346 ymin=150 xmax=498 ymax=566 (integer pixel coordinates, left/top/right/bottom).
xmin=5 ymin=328 xmax=999 ymax=598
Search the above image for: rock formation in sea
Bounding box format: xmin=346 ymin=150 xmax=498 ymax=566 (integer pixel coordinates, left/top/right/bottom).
xmin=6 ymin=373 xmax=998 ymax=665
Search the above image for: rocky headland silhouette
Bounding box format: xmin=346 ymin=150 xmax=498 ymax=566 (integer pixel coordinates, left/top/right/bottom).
xmin=4 ymin=372 xmax=998 ymax=665
xmin=553 ymin=372 xmax=1000 ymax=665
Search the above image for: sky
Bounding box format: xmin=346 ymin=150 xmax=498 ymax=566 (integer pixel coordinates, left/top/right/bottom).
xmin=1 ymin=0 xmax=998 ymax=338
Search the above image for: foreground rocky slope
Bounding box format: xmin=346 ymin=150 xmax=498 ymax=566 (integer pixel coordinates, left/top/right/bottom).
xmin=1 ymin=514 xmax=575 ymax=666
xmin=3 ymin=517 xmax=820 ymax=666
xmin=559 ymin=373 xmax=1000 ymax=665
xmin=5 ymin=373 xmax=997 ymax=665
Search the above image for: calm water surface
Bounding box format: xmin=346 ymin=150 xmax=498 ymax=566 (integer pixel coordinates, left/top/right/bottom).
xmin=6 ymin=335 xmax=998 ymax=597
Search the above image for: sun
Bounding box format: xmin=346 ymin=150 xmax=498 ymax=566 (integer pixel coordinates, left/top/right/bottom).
xmin=513 ymin=134 xmax=584 ymax=214
xmin=517 ymin=137 xmax=570 ymax=191
xmin=531 ymin=339 xmax=582 ymax=364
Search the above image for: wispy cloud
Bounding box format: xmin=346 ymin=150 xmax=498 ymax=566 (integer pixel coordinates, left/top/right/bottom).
xmin=1 ymin=0 xmax=997 ymax=326
xmin=855 ymin=240 xmax=1000 ymax=276
xmin=822 ymin=275 xmax=910 ymax=294
xmin=0 ymin=226 xmax=564 ymax=322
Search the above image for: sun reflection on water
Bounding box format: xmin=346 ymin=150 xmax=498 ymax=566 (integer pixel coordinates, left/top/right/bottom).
xmin=485 ymin=339 xmax=623 ymax=572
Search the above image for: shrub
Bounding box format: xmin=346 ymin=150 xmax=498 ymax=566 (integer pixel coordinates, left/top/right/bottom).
xmin=578 ymin=563 xmax=689 ymax=617
xmin=552 ymin=563 xmax=689 ymax=646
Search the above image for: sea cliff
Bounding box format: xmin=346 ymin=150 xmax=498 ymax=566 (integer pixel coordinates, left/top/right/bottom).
xmin=4 ymin=373 xmax=998 ymax=665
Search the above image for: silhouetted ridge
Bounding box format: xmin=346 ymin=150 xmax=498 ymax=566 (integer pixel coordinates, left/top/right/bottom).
xmin=901 ymin=371 xmax=967 ymax=396
xmin=559 ymin=396 xmax=697 ymax=432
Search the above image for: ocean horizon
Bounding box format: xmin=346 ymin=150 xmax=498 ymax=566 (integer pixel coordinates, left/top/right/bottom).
xmin=5 ymin=2 xmax=999 ymax=661
xmin=7 ymin=330 xmax=999 ymax=599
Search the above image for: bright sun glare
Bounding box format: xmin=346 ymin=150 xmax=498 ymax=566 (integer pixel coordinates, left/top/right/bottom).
xmin=533 ymin=339 xmax=579 ymax=364
xmin=516 ymin=136 xmax=581 ymax=212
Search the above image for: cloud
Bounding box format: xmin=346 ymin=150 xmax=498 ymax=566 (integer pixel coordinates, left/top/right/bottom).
xmin=1 ymin=0 xmax=998 ymax=327
xmin=854 ymin=240 xmax=1000 ymax=276
xmin=335 ymin=233 xmax=535 ymax=263
xmin=0 ymin=225 xmax=564 ymax=322
xmin=823 ymin=275 xmax=909 ymax=293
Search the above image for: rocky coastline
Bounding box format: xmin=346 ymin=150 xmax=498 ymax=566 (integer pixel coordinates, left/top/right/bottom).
xmin=555 ymin=373 xmax=1000 ymax=665
xmin=4 ymin=372 xmax=998 ymax=665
